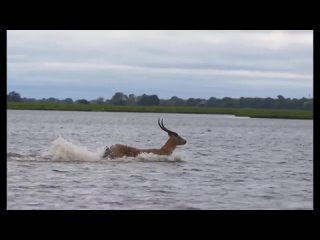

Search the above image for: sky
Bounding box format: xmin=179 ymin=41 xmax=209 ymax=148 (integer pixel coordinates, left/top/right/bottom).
xmin=7 ymin=30 xmax=313 ymax=100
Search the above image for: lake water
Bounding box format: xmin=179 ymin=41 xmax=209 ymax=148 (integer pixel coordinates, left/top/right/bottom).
xmin=7 ymin=110 xmax=313 ymax=209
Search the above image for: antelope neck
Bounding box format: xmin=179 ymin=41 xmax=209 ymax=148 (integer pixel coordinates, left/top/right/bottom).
xmin=161 ymin=138 xmax=177 ymax=154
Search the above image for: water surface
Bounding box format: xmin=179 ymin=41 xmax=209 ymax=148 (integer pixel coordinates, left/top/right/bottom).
xmin=7 ymin=110 xmax=313 ymax=209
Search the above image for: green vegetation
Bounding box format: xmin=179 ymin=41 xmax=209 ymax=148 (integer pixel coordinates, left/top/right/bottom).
xmin=7 ymin=91 xmax=313 ymax=119
xmin=7 ymin=91 xmax=313 ymax=110
xmin=7 ymin=102 xmax=313 ymax=119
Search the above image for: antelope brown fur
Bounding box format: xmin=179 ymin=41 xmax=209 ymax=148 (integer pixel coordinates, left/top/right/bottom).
xmin=103 ymin=119 xmax=186 ymax=159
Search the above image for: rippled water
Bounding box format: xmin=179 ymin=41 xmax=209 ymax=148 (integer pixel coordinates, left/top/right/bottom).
xmin=7 ymin=110 xmax=313 ymax=209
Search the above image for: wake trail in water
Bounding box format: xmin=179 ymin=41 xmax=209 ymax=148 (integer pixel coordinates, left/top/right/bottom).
xmin=7 ymin=152 xmax=52 ymax=162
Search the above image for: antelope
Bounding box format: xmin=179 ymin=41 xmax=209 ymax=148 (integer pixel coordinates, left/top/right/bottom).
xmin=103 ymin=118 xmax=187 ymax=159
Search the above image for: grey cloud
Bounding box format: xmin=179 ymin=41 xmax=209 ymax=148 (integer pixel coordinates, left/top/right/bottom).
xmin=7 ymin=30 xmax=313 ymax=99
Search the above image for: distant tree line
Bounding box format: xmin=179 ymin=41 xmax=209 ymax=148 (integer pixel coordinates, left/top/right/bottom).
xmin=7 ymin=91 xmax=313 ymax=110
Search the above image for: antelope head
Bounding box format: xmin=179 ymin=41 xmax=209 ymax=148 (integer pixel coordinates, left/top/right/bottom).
xmin=158 ymin=118 xmax=187 ymax=145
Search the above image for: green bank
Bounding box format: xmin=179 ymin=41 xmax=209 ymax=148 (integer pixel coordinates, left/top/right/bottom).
xmin=7 ymin=102 xmax=313 ymax=119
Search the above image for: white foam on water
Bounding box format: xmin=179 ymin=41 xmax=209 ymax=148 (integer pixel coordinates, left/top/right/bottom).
xmin=105 ymin=152 xmax=184 ymax=162
xmin=137 ymin=152 xmax=183 ymax=162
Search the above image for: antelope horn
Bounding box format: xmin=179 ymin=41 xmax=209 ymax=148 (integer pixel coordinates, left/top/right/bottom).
xmin=158 ymin=118 xmax=178 ymax=136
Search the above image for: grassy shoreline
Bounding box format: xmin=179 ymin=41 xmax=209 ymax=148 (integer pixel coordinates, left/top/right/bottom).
xmin=7 ymin=102 xmax=313 ymax=119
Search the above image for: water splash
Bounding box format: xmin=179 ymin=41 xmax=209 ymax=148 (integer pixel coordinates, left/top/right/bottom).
xmin=50 ymin=137 xmax=104 ymax=161
xmin=7 ymin=137 xmax=184 ymax=162
xmin=50 ymin=137 xmax=183 ymax=162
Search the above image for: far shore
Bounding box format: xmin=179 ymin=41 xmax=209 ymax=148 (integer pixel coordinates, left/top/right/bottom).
xmin=7 ymin=102 xmax=313 ymax=120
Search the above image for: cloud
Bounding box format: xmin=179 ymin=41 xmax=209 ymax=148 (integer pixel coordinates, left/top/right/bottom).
xmin=7 ymin=30 xmax=313 ymax=99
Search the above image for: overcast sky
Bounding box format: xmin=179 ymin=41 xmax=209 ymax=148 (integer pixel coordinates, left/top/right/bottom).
xmin=7 ymin=30 xmax=313 ymax=100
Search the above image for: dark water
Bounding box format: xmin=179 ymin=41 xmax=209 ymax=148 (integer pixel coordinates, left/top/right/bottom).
xmin=7 ymin=110 xmax=313 ymax=209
